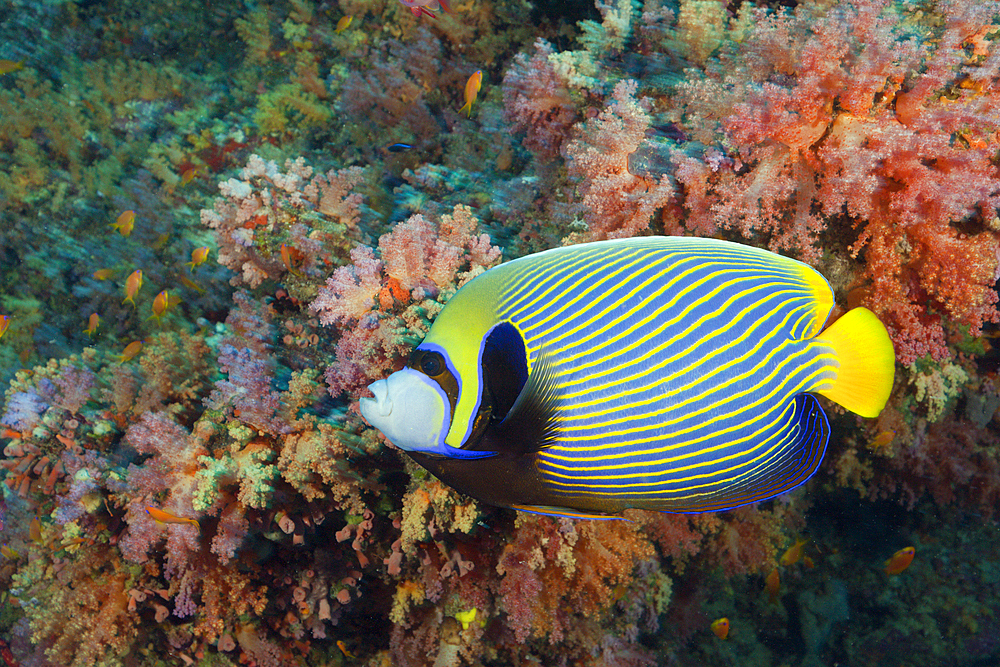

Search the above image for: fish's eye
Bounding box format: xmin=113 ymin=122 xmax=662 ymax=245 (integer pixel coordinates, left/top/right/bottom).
xmin=420 ymin=353 xmax=443 ymax=377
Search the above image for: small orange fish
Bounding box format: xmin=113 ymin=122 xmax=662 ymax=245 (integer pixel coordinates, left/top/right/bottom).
xmin=180 ymin=166 xmax=200 ymax=186
xmin=145 ymin=506 xmax=200 ymax=529
xmin=0 ymin=544 xmax=19 ymax=560
xmin=84 ymin=312 xmax=100 ymax=337
xmin=115 ymin=340 xmax=143 ymax=364
xmin=0 ymin=59 xmax=24 ymax=75
xmin=110 ymin=210 xmax=136 ymax=237
xmin=92 ymin=268 xmax=114 ymax=281
xmin=711 ymin=617 xmax=729 ymax=639
xmin=186 ymin=246 xmax=210 ymax=271
xmin=123 ymin=269 xmax=143 ymax=306
xmin=179 ymin=276 xmax=206 ymax=293
xmin=281 ymin=244 xmax=304 ymax=276
xmin=459 ymin=70 xmax=482 ymax=116
xmin=868 ymin=430 xmax=895 ymax=451
xmin=885 ymin=546 xmax=915 ymax=575
xmin=29 ymin=516 xmax=42 ymax=543
xmin=152 ymin=232 xmax=171 ymax=250
xmin=56 ymin=536 xmax=89 ymax=553
xmin=780 ymin=538 xmax=808 ymax=567
xmin=765 ymin=568 xmax=780 ymax=603
xmin=336 ymin=640 xmax=355 ymax=659
xmin=335 ymin=15 xmax=353 ymax=33
xmin=0 ymin=314 xmax=9 ymax=340
xmin=802 ymin=555 xmax=815 ymax=569
xmin=148 ymin=290 xmax=169 ymax=324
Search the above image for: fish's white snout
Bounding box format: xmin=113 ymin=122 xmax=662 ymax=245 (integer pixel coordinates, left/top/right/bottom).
xmin=359 ymin=368 xmax=450 ymax=453
xmin=363 ymin=378 xmax=393 ymax=417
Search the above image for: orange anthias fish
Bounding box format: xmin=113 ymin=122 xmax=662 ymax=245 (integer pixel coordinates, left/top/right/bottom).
xmin=186 ymin=246 xmax=210 ymax=271
xmin=146 ymin=506 xmax=200 ymax=529
xmin=92 ymin=268 xmax=114 ymax=281
xmin=885 ymin=546 xmax=915 ymax=575
xmin=780 ymin=538 xmax=808 ymax=567
xmin=337 ymin=640 xmax=355 ymax=659
xmin=115 ymin=340 xmax=143 ymax=364
xmin=459 ymin=70 xmax=482 ymax=116
xmin=179 ymin=275 xmax=206 ymax=294
xmin=84 ymin=312 xmax=100 ymax=337
xmin=765 ymin=568 xmax=781 ymax=603
xmin=281 ymin=243 xmax=305 ymax=276
xmin=180 ymin=166 xmax=200 ymax=186
xmin=868 ymin=430 xmax=895 ymax=451
xmin=29 ymin=516 xmax=43 ymax=543
xmin=0 ymin=59 xmax=24 ymax=75
xmin=711 ymin=617 xmax=730 ymax=640
xmin=0 ymin=315 xmax=9 ymax=340
xmin=148 ymin=290 xmax=169 ymax=324
xmin=110 ymin=210 xmax=136 ymax=237
xmin=123 ymin=269 xmax=143 ymax=306
xmin=398 ymin=0 xmax=450 ymax=19
xmin=335 ymin=15 xmax=353 ymax=33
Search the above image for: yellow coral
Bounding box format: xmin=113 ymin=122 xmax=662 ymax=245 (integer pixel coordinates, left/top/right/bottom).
xmin=235 ymin=7 xmax=272 ymax=65
xmin=910 ymin=360 xmax=969 ymax=422
xmin=676 ymin=0 xmax=728 ymax=65
xmin=390 ymin=579 xmax=426 ymax=624
xmin=454 ymin=607 xmax=477 ymax=630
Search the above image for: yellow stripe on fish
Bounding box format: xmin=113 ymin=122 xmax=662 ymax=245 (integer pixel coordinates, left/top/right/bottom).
xmin=359 ymin=236 xmax=895 ymax=517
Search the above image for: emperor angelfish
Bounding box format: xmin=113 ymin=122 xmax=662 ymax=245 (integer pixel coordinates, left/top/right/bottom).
xmin=360 ymin=237 xmax=895 ymax=518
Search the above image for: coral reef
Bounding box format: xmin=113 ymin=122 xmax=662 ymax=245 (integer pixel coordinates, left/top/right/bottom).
xmin=2 ymin=0 xmax=1000 ymax=666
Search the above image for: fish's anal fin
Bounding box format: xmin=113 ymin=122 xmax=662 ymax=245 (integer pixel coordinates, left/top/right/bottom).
xmin=814 ymin=307 xmax=895 ymax=418
xmin=675 ymin=394 xmax=830 ymax=513
xmin=511 ymin=505 xmax=628 ymax=521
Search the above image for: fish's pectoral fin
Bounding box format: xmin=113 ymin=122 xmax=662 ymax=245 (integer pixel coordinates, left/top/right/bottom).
xmin=490 ymin=349 xmax=560 ymax=455
xmin=813 ymin=307 xmax=895 ymax=418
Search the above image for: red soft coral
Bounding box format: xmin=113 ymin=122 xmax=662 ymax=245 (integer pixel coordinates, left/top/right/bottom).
xmin=674 ymin=0 xmax=1000 ymax=363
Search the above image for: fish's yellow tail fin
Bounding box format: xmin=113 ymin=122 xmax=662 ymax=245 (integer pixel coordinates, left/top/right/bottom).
xmin=814 ymin=307 xmax=895 ymax=418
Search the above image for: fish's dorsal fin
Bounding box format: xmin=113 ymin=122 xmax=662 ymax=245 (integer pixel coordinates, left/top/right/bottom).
xmin=486 ymin=349 xmax=560 ymax=455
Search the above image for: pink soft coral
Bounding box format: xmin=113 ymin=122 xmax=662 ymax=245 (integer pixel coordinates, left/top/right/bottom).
xmin=564 ymin=80 xmax=675 ymax=241
xmin=311 ymin=204 xmax=501 ymax=397
xmin=503 ymin=39 xmax=579 ymax=162
xmin=201 ymin=155 xmax=364 ymax=288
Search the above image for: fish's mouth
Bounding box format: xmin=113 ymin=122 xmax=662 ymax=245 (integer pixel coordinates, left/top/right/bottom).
xmin=361 ymin=379 xmax=393 ymax=418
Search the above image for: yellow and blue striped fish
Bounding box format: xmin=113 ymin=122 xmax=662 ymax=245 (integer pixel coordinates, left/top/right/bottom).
xmin=360 ymin=237 xmax=895 ymax=518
